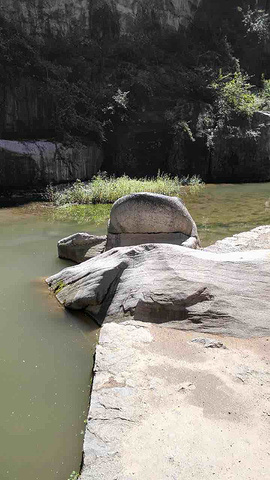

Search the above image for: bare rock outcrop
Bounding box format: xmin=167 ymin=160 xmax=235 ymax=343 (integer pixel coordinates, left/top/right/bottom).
xmin=47 ymin=243 xmax=270 ymax=338
xmin=56 ymin=193 xmax=200 ymax=263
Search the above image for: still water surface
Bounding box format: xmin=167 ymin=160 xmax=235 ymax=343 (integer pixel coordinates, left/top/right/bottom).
xmin=0 ymin=212 xmax=105 ymax=480
xmin=0 ymin=182 xmax=269 ymax=480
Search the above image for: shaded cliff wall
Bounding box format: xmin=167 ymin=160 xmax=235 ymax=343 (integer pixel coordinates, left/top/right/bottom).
xmin=0 ymin=140 xmax=103 ymax=189
xmin=115 ymin=0 xmax=202 ymax=30
xmin=0 ymin=0 xmax=202 ymax=36
xmin=0 ymin=0 xmax=202 ymax=139
xmin=194 ymin=0 xmax=270 ymax=81
xmin=0 ymin=0 xmax=90 ymax=37
xmin=1 ymin=0 xmax=270 ymax=185
xmin=0 ymin=80 xmax=52 ymax=139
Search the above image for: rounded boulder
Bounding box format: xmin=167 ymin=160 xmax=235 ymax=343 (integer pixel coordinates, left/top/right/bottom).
xmin=108 ymin=192 xmax=198 ymax=236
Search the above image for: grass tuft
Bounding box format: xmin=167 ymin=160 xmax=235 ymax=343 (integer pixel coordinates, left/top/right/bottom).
xmin=48 ymin=172 xmax=204 ymax=206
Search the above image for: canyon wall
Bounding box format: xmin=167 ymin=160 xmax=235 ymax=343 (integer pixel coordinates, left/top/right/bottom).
xmin=1 ymin=1 xmax=270 ymax=185
xmin=0 ymin=140 xmax=103 ymax=189
xmin=0 ymin=0 xmax=202 ymax=188
xmin=0 ymin=0 xmax=202 ymax=36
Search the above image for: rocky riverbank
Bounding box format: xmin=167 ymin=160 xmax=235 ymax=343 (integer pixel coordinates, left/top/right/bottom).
xmin=46 ymin=190 xmax=270 ymax=480
xmin=77 ymin=227 xmax=270 ymax=480
xmin=80 ymin=321 xmax=270 ymax=480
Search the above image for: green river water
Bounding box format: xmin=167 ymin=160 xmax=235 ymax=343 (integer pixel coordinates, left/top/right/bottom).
xmin=0 ymin=182 xmax=269 ymax=480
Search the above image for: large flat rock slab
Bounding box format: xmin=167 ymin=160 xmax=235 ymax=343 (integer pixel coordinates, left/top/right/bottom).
xmin=80 ymin=321 xmax=270 ymax=480
xmin=47 ymin=243 xmax=270 ymax=338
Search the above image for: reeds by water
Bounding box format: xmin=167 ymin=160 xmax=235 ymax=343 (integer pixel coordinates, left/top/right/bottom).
xmin=48 ymin=172 xmax=204 ymax=206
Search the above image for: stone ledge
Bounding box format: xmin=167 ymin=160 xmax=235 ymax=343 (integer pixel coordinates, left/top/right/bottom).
xmin=205 ymin=225 xmax=270 ymax=253
xmin=79 ymin=321 xmax=270 ymax=480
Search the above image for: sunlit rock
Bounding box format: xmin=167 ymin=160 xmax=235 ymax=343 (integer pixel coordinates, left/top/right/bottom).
xmin=106 ymin=192 xmax=200 ymax=250
xmin=47 ymin=243 xmax=270 ymax=337
xmin=58 ymin=233 xmax=106 ymax=263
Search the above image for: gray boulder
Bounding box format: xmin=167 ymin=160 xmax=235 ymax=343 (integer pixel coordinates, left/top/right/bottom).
xmin=47 ymin=243 xmax=270 ymax=338
xmin=58 ymin=233 xmax=106 ymax=263
xmin=106 ymin=192 xmax=200 ymax=250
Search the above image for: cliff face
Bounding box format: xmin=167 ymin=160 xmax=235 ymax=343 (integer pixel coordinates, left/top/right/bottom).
xmin=0 ymin=0 xmax=201 ymax=36
xmin=114 ymin=0 xmax=202 ymax=30
xmin=0 ymin=0 xmax=89 ymax=37
xmin=0 ymin=140 xmax=103 ymax=189
xmin=1 ymin=0 xmax=270 ymax=186
xmin=0 ymin=0 xmax=202 ymax=138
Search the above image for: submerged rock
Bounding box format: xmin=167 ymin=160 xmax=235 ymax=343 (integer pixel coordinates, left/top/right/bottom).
xmin=106 ymin=192 xmax=200 ymax=250
xmin=47 ymin=243 xmax=270 ymax=338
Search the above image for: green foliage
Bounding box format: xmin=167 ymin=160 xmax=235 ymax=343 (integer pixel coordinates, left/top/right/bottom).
xmin=259 ymin=76 xmax=270 ymax=110
xmin=54 ymin=280 xmax=66 ymax=294
xmin=175 ymin=121 xmax=196 ymax=142
xmin=212 ymin=71 xmax=262 ymax=118
xmin=191 ymin=69 xmax=269 ymax=159
xmin=50 ymin=173 xmax=204 ymax=206
xmin=262 ymin=77 xmax=270 ymax=98
xmin=50 ymin=204 xmax=111 ymax=225
xmin=67 ymin=472 xmax=79 ymax=480
xmin=0 ymin=4 xmax=240 ymax=148
xmin=0 ymin=11 xmax=132 ymax=143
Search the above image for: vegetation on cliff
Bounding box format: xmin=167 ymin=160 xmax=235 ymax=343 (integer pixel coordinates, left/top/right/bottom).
xmin=1 ymin=1 xmax=270 ymax=180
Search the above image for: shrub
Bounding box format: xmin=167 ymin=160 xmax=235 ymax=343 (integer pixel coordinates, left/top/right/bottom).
xmin=50 ymin=173 xmax=204 ymax=206
xmin=211 ymin=71 xmax=262 ymax=118
xmin=242 ymin=6 xmax=270 ymax=43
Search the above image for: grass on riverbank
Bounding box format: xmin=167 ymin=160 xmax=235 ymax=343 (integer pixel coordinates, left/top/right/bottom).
xmin=48 ymin=173 xmax=204 ymax=206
